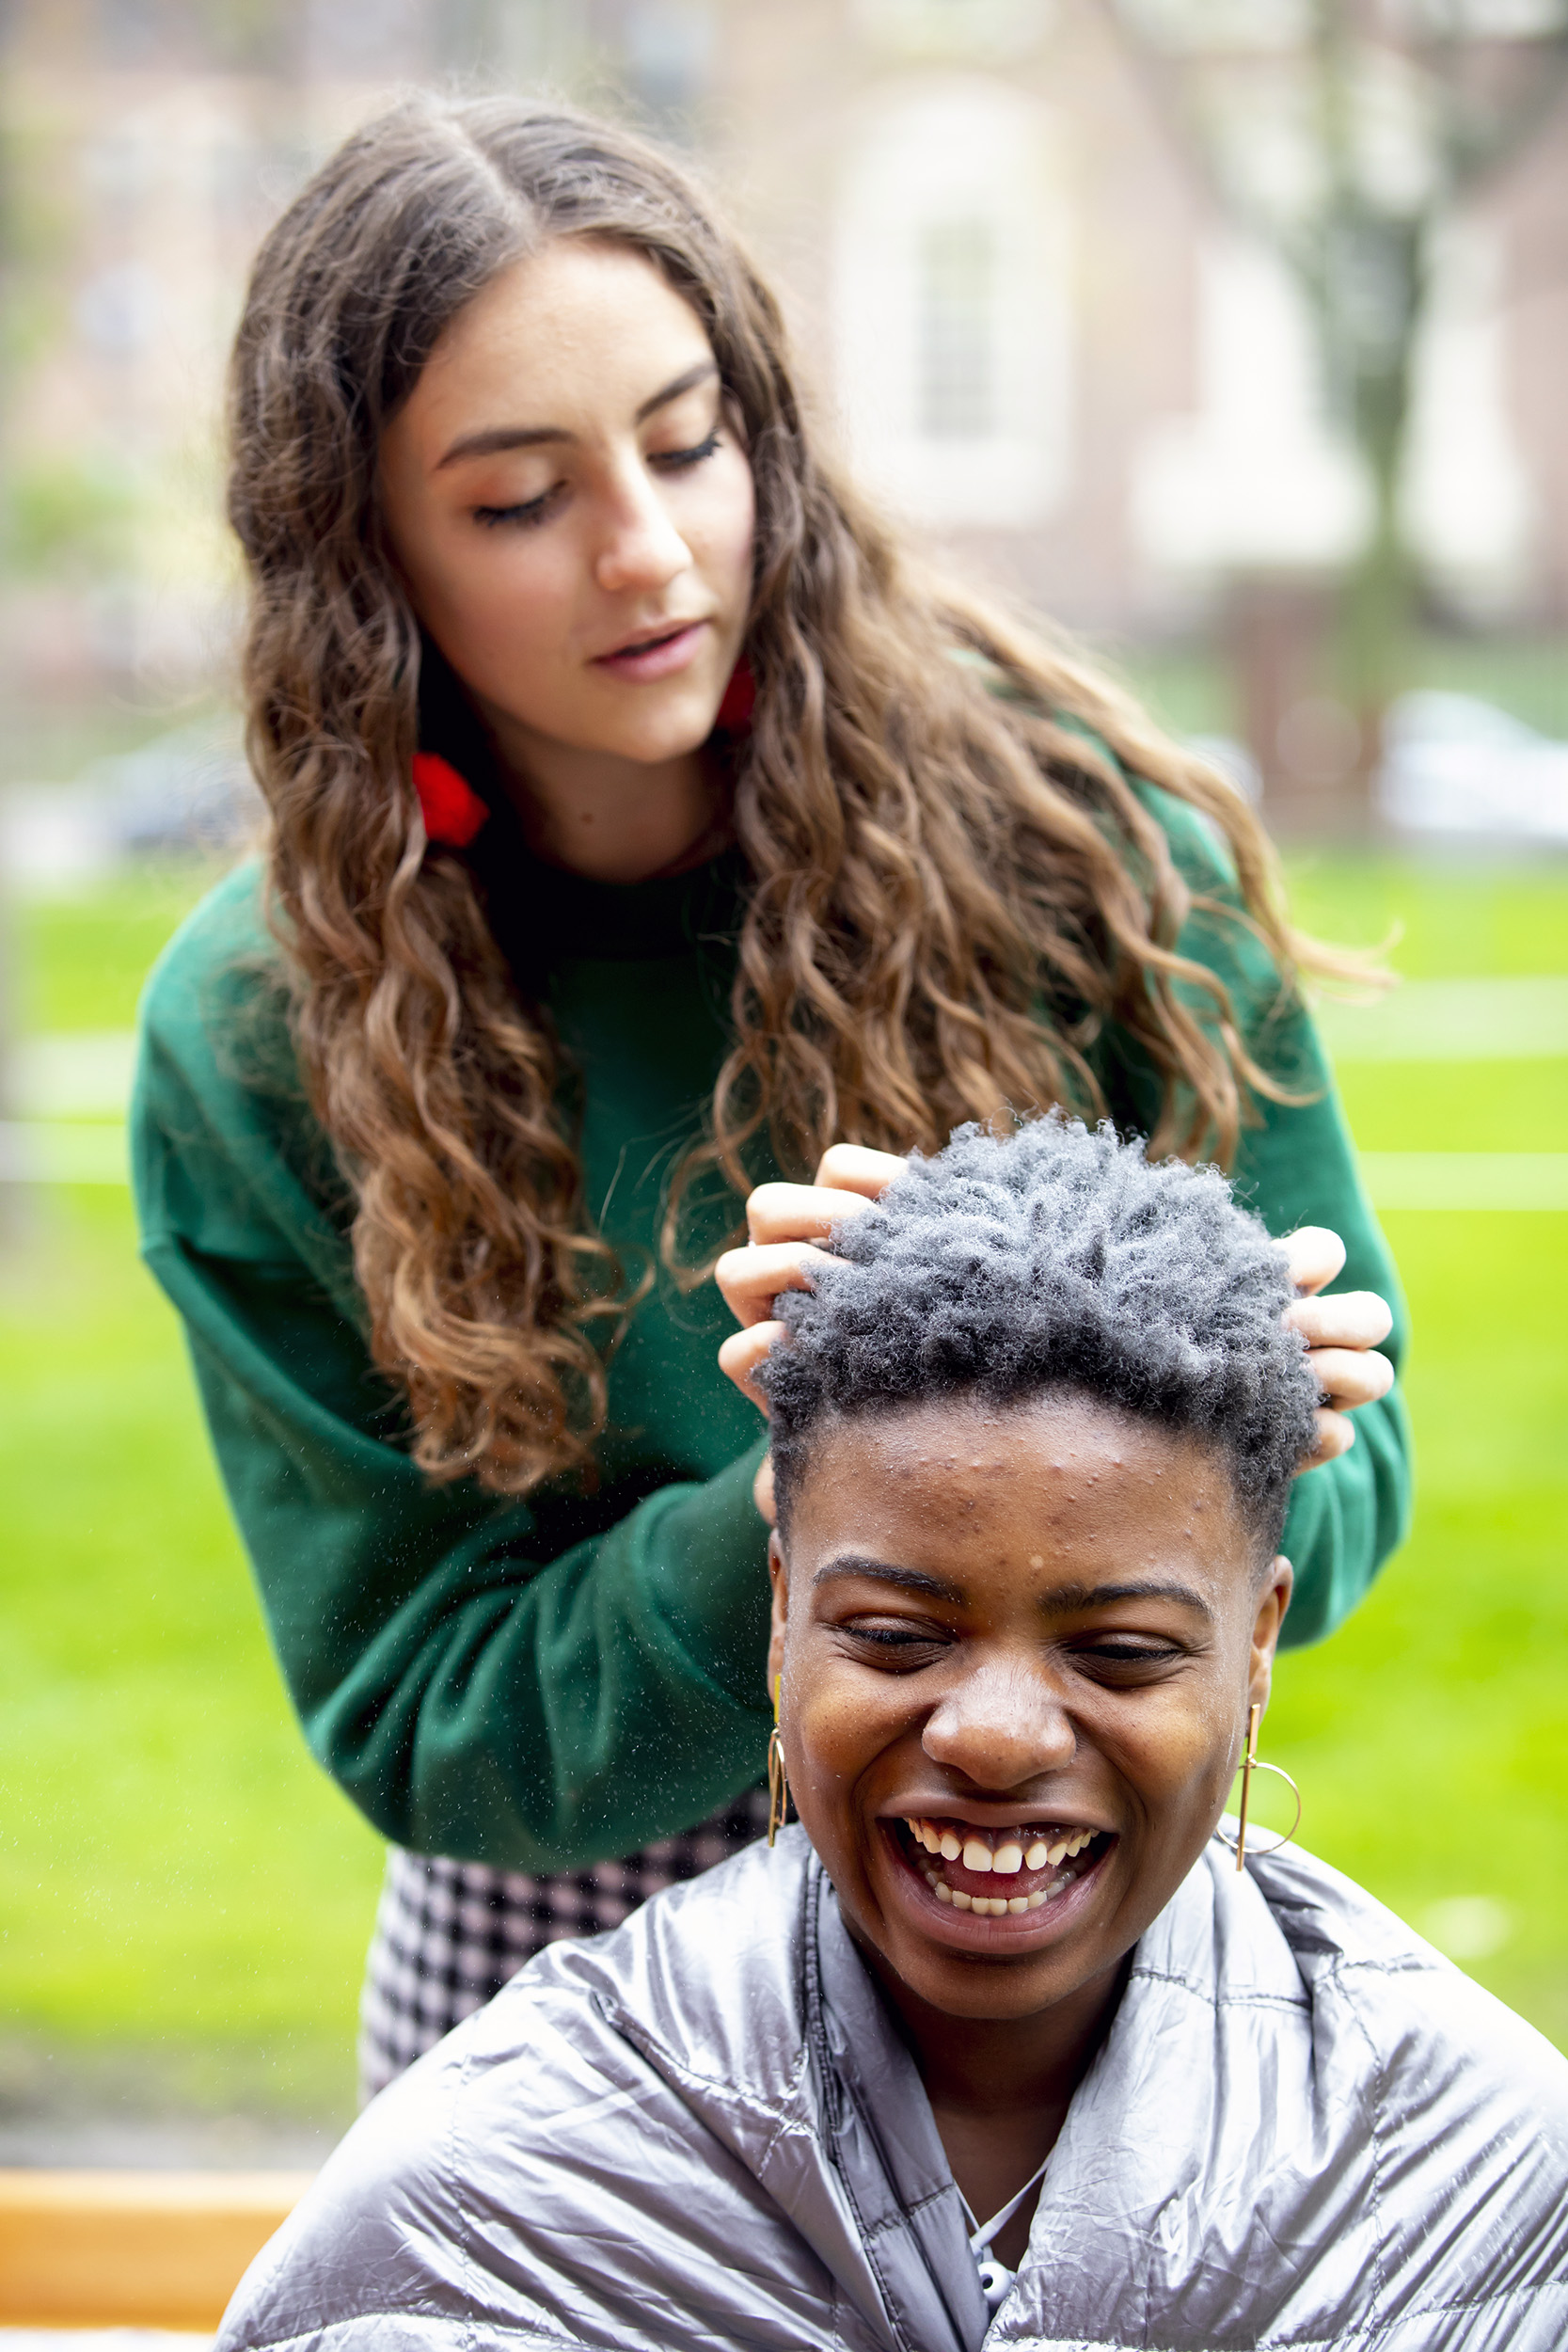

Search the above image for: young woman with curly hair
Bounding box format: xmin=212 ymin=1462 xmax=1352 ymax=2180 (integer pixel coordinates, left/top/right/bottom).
xmin=131 ymin=94 xmax=1406 ymax=2096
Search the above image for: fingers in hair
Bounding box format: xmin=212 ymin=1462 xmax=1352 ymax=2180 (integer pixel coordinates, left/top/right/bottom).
xmin=813 ymin=1142 xmax=908 ymax=1197
xmin=1280 ymin=1225 xmax=1347 ymax=1298
xmin=716 ymin=1240 xmax=837 ymax=1328
xmin=718 ymin=1318 xmax=788 ymax=1412
xmin=745 ymin=1181 xmax=877 ymax=1246
xmin=1303 ymin=1345 xmax=1396 ymax=1411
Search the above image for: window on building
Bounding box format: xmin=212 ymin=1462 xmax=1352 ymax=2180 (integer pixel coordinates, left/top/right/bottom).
xmin=833 ymin=80 xmax=1071 ymax=530
xmin=919 ymin=220 xmax=997 ymax=440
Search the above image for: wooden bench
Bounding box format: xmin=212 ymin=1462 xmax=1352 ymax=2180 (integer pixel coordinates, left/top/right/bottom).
xmin=0 ymin=2169 xmax=314 ymax=2332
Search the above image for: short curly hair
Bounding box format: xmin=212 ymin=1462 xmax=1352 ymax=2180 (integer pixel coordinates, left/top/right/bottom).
xmin=759 ymin=1115 xmax=1320 ymax=1555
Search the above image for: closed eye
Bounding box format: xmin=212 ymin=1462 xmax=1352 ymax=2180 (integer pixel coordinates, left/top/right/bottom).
xmin=841 ymin=1628 xmax=949 ymax=1684
xmin=1070 ymin=1640 xmax=1190 ymax=1679
xmin=650 ymin=427 xmax=721 ymax=472
xmin=472 ymin=485 xmax=560 ymax=530
xmin=471 ymin=429 xmax=721 ymax=531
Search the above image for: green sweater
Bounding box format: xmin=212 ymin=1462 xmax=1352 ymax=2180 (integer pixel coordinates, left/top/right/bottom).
xmin=133 ymin=794 xmax=1410 ymax=1870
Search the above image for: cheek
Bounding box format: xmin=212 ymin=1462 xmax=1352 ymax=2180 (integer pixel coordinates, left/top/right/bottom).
xmin=427 ymin=532 xmax=581 ymax=687
xmin=785 ymin=1657 xmax=890 ymax=1820
xmin=687 ymin=453 xmax=755 ymax=590
xmin=476 ymin=536 xmax=578 ymax=636
xmin=1115 ymin=1687 xmax=1237 ymax=1820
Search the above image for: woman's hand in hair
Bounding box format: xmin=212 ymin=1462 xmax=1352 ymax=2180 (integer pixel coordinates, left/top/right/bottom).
xmin=1282 ymin=1227 xmax=1396 ymax=1471
xmin=717 ymin=1144 xmax=903 ymax=1404
xmin=720 ymin=1178 xmax=1395 ymax=1502
xmin=717 ymin=1146 xmax=907 ymax=1521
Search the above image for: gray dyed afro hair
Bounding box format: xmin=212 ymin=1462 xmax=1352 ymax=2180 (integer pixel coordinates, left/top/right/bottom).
xmin=759 ymin=1115 xmax=1321 ymax=1553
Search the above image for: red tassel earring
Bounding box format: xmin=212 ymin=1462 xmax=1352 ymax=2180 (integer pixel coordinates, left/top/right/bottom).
xmin=412 ymin=752 xmax=489 ymax=850
xmin=713 ymin=656 xmax=756 ymax=736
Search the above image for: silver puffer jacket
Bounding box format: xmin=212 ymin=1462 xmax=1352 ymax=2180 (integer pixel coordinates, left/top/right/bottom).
xmin=219 ymin=1827 xmax=1568 ymax=2351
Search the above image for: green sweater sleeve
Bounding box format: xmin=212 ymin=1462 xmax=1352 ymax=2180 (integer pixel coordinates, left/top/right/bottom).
xmin=133 ymin=867 xmax=772 ymax=1871
xmin=1105 ymin=789 xmax=1413 ymax=1646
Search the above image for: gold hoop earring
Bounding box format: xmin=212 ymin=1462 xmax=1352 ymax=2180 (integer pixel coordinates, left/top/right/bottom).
xmin=767 ymin=1673 xmax=790 ymax=1848
xmin=1222 ymin=1702 xmax=1302 ymax=1871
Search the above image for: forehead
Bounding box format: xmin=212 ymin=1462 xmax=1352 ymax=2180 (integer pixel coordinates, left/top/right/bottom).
xmin=787 ymin=1391 xmax=1255 ymax=1600
xmin=409 ymin=240 xmax=710 ymax=426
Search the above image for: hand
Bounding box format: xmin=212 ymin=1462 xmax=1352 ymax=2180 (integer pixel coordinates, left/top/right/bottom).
xmin=717 ymin=1161 xmax=1395 ymax=1513
xmin=1281 ymin=1227 xmax=1395 ymax=1470
xmin=717 ymin=1146 xmax=907 ymax=1524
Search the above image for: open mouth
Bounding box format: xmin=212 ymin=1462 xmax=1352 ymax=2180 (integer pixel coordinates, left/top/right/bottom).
xmin=888 ymin=1815 xmax=1114 ymax=1919
xmin=593 ymin=618 xmax=707 ymax=677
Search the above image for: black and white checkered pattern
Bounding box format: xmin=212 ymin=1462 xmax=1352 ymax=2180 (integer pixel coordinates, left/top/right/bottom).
xmin=358 ymin=1787 xmax=771 ymax=2101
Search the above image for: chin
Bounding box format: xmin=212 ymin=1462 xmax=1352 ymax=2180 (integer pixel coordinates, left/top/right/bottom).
xmin=594 ymin=698 xmax=723 ymax=767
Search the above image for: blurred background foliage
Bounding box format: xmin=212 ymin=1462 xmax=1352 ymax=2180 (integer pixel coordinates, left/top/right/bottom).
xmin=1 ymin=0 xmax=1566 ymax=2160
xmin=4 ymin=455 xmax=144 ymax=581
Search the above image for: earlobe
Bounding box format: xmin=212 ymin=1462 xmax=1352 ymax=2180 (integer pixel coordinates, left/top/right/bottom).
xmin=1249 ymin=1554 xmax=1293 ymax=1704
xmin=766 ymin=1531 xmax=789 ymax=1692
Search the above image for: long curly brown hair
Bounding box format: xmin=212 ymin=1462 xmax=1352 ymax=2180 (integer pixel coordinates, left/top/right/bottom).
xmin=229 ymin=93 xmax=1342 ymax=1501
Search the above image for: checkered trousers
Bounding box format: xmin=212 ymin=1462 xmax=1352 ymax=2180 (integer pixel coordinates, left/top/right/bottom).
xmin=357 ymin=1786 xmax=772 ymax=2102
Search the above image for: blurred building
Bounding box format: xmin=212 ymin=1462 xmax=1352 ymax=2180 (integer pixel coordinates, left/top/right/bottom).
xmin=710 ymin=0 xmax=1568 ymax=641
xmin=3 ymin=0 xmax=1567 ymax=723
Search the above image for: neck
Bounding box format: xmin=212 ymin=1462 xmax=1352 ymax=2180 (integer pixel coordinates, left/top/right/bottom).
xmin=482 ymin=703 xmax=730 ymax=885
xmin=863 ymin=1947 xmax=1127 ymax=2258
xmin=879 ymin=1955 xmax=1124 ymax=2122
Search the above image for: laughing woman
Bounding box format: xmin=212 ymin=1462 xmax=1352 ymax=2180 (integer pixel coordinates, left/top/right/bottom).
xmin=213 ymin=1121 xmax=1565 ymax=2352
xmin=132 ymin=96 xmax=1406 ymax=2095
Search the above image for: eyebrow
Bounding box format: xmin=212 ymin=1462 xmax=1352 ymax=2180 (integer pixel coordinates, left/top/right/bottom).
xmin=1040 ymin=1579 xmax=1214 ymax=1623
xmin=812 ymin=1558 xmax=966 ymax=1604
xmin=810 ymin=1560 xmax=1213 ymax=1622
xmin=435 ymin=358 xmax=720 ymax=469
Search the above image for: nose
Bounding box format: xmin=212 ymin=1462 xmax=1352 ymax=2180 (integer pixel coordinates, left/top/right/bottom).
xmin=921 ymin=1652 xmax=1077 ymax=1792
xmin=594 ymin=458 xmax=693 ymax=596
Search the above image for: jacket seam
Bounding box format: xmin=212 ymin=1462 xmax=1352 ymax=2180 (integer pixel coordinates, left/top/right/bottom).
xmin=1127 ymin=1963 xmax=1308 ymax=2013
xmin=1324 ymin=1948 xmax=1389 ymax=2328
xmin=806 ymin=1859 xmax=911 ymax=2352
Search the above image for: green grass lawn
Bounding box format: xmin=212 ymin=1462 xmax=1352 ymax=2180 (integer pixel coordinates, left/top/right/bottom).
xmin=0 ymin=1177 xmax=386 ymax=2126
xmin=2 ymin=848 xmax=1566 ymax=2143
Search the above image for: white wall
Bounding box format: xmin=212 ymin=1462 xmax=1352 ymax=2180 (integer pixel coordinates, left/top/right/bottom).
xmin=832 ymin=75 xmax=1073 ymax=530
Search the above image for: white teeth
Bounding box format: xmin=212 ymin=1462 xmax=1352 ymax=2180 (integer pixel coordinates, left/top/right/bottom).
xmin=911 ymin=1819 xmax=1100 ymax=1914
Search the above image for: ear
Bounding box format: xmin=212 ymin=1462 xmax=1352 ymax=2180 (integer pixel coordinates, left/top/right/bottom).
xmin=766 ymin=1528 xmax=789 ymax=1697
xmin=1248 ymin=1556 xmax=1293 ymax=1712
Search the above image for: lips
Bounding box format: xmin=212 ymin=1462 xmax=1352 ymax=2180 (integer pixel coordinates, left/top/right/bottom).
xmin=592 ymin=617 xmax=710 ymax=681
xmin=883 ymin=1814 xmax=1114 ymax=1928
